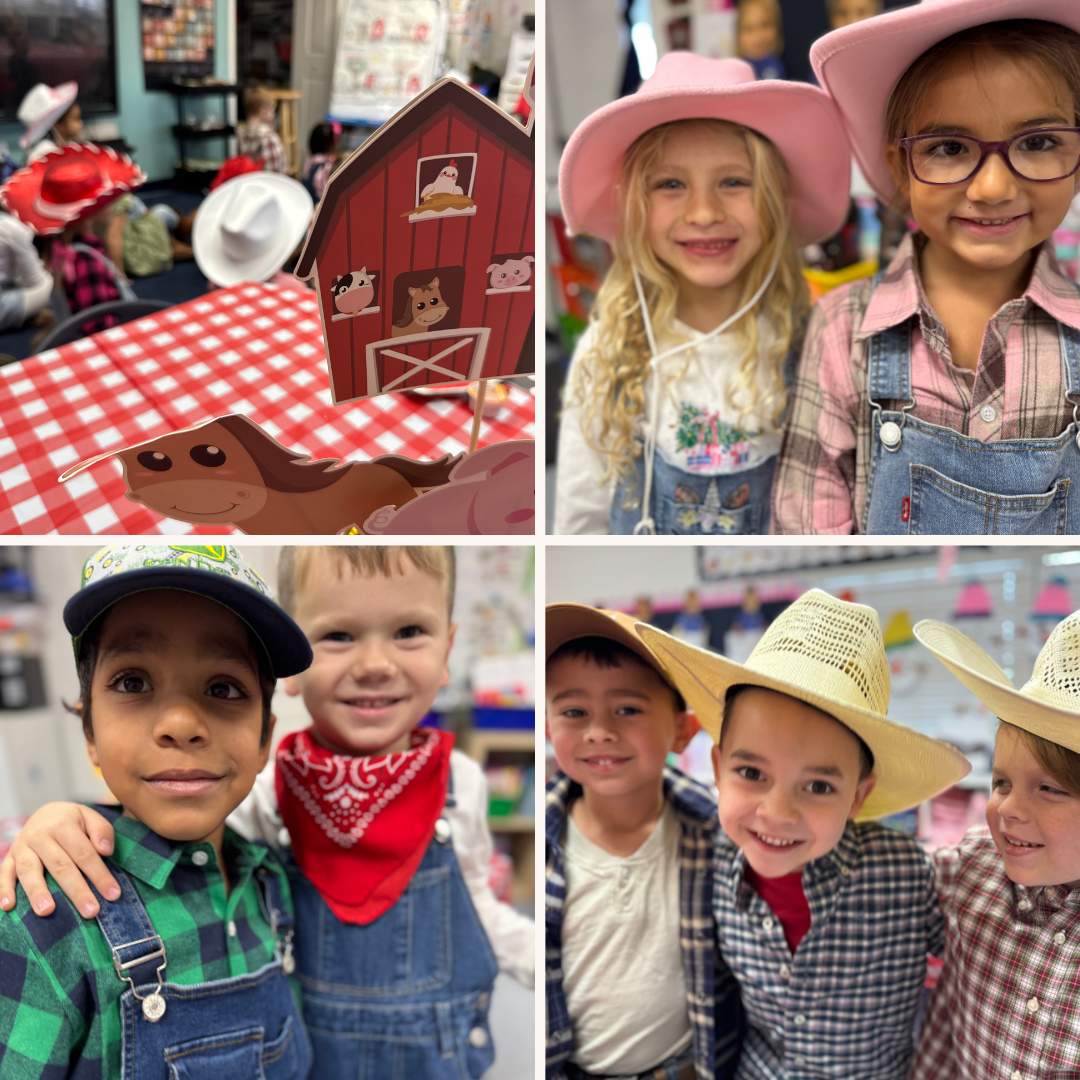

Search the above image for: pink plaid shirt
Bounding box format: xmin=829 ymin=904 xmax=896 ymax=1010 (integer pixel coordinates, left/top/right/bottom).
xmin=912 ymin=825 xmax=1080 ymax=1080
xmin=772 ymin=233 xmax=1080 ymax=534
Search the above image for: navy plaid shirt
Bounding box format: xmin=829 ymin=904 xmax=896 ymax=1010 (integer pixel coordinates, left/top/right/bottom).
xmin=715 ymin=820 xmax=942 ymax=1080
xmin=546 ymin=765 xmax=742 ymax=1080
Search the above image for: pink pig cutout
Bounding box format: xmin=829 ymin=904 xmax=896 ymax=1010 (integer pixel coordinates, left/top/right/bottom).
xmin=362 ymin=439 xmax=534 ymax=535
xmin=485 ymin=256 xmax=534 ymax=290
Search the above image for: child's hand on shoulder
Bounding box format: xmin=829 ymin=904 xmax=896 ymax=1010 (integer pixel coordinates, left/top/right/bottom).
xmin=0 ymin=802 xmax=119 ymax=918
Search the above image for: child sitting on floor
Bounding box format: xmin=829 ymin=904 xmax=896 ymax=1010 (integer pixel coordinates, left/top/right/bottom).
xmin=239 ymin=86 xmax=288 ymax=175
xmin=301 ymin=121 xmax=340 ymax=202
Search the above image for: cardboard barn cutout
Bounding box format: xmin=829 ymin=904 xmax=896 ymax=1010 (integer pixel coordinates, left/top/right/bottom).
xmin=55 ymin=413 xmax=529 ymax=535
xmin=295 ymin=76 xmax=535 ymax=405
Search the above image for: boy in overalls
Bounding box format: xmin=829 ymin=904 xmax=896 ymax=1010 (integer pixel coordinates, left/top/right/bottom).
xmin=0 ymin=543 xmax=313 ymax=1079
xmin=2 ymin=546 xmax=534 ymax=1079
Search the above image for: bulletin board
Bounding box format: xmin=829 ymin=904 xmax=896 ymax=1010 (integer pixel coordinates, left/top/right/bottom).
xmin=141 ymin=0 xmax=216 ymax=90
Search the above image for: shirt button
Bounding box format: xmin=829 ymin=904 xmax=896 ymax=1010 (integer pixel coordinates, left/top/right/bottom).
xmin=1026 ymin=997 xmax=1039 ymax=1013
xmin=880 ymin=420 xmax=902 ymax=448
xmin=779 ymin=965 xmax=791 ymax=980
xmin=434 ymin=818 xmax=452 ymax=844
xmin=1018 ymin=899 xmax=1033 ymax=912
xmin=1055 ymin=931 xmax=1066 ymax=945
xmin=191 ymin=850 xmax=209 ymax=867
xmin=227 ymin=920 xmax=237 ymax=938
xmin=792 ymin=1056 xmax=806 ymax=1067
xmin=762 ymin=916 xmax=775 ymax=931
xmin=980 ymin=404 xmax=996 ymax=422
xmin=839 ymin=866 xmax=851 ymax=877
xmin=1012 ymin=1071 xmax=1023 ymax=1080
xmin=794 ymin=1013 xmax=806 ymax=1025
xmin=468 ymin=1026 xmax=489 ymax=1048
xmin=277 ymin=827 xmax=291 ymax=848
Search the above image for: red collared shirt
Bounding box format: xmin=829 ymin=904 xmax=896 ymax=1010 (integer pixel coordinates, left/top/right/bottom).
xmin=772 ymin=233 xmax=1080 ymax=534
xmin=913 ymin=825 xmax=1080 ymax=1080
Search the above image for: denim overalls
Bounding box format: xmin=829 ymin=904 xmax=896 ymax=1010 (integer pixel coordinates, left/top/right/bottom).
xmin=863 ymin=313 xmax=1080 ymax=534
xmin=90 ymin=862 xmax=311 ymax=1080
xmin=284 ymin=773 xmax=500 ymax=1079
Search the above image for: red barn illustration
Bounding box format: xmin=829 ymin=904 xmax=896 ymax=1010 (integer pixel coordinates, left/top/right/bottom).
xmin=295 ymin=77 xmax=535 ymax=405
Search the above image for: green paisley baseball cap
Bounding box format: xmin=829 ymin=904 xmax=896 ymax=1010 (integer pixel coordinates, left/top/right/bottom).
xmin=64 ymin=544 xmax=312 ymax=677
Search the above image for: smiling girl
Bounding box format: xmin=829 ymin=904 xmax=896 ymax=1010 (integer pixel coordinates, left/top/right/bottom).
xmin=776 ymin=0 xmax=1080 ymax=534
xmin=554 ymin=54 xmax=851 ymax=534
xmin=914 ymin=611 xmax=1080 ymax=1076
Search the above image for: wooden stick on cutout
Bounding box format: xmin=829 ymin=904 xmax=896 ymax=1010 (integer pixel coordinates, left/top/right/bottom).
xmin=468 ymin=379 xmax=488 ymax=453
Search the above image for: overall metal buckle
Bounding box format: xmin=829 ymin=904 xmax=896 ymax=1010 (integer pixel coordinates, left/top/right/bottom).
xmin=111 ymin=935 xmax=168 ymax=1022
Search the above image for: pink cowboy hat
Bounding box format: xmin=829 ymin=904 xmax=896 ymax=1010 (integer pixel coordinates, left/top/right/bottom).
xmin=812 ymin=0 xmax=1080 ymax=206
xmin=558 ymin=53 xmax=852 ymax=246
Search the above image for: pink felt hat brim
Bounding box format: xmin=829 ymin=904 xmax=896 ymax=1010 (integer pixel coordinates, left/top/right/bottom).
xmin=812 ymin=0 xmax=1080 ymax=206
xmin=558 ymin=53 xmax=852 ymax=246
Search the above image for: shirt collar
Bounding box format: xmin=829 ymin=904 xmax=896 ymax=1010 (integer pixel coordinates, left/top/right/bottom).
xmin=97 ymin=804 xmax=269 ymax=890
xmin=1013 ymin=877 xmax=1080 ymax=916
xmin=856 ymin=232 xmax=1080 ymax=342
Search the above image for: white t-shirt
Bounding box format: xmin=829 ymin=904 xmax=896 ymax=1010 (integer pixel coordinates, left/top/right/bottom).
xmin=562 ymin=802 xmax=692 ymax=1074
xmin=554 ymin=317 xmax=783 ymax=534
xmin=227 ymin=749 xmax=535 ymax=989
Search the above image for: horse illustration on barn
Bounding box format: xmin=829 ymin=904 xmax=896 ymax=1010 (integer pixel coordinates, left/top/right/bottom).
xmin=295 ymin=77 xmax=535 ymax=405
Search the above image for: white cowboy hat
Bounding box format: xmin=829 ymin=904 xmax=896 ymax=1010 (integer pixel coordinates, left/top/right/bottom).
xmin=811 ymin=0 xmax=1080 ymax=205
xmin=193 ymin=171 xmax=314 ymax=288
xmin=559 ymin=54 xmax=851 ymax=246
xmin=637 ymin=589 xmax=971 ymax=820
xmin=18 ymin=82 xmax=78 ymax=150
xmin=915 ymin=611 xmax=1080 ymax=754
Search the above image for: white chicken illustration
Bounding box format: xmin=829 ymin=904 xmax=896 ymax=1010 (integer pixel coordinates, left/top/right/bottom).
xmin=420 ymin=160 xmax=464 ymax=200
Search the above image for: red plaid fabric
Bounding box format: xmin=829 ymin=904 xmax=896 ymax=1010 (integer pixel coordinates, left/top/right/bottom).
xmin=237 ymin=122 xmax=287 ymax=175
xmin=912 ymin=825 xmax=1080 ymax=1080
xmin=0 ymin=282 xmax=534 ymax=533
xmin=52 ymin=235 xmax=122 ymax=334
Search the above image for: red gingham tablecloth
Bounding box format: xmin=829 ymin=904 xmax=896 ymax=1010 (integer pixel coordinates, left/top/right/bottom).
xmin=0 ymin=283 xmax=535 ymax=534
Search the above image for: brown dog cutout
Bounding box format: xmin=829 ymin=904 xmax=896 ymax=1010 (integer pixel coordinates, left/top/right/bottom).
xmin=59 ymin=414 xmax=461 ymax=534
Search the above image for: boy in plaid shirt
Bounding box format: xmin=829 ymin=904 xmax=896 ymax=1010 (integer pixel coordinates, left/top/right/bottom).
xmin=545 ymin=603 xmax=742 ymax=1080
xmin=239 ymin=86 xmax=288 ymax=176
xmin=0 ymin=544 xmax=313 ymax=1080
xmin=639 ymin=591 xmax=969 ymax=1080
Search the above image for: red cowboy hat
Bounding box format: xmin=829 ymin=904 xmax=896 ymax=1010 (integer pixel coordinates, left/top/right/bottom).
xmin=0 ymin=143 xmax=146 ymax=236
xmin=210 ymin=155 xmax=263 ymax=190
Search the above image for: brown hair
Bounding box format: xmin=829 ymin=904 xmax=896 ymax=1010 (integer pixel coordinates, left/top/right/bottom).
xmin=277 ymin=546 xmax=456 ymax=620
xmin=885 ymin=20 xmax=1080 ymax=201
xmin=720 ymin=684 xmax=875 ymax=781
xmin=1000 ymin=720 xmax=1080 ymax=798
xmin=244 ymin=85 xmax=275 ymax=118
xmin=217 ymin=415 xmax=460 ymax=493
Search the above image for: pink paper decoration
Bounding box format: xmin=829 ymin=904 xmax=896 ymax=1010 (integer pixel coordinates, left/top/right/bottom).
xmin=1032 ymin=577 xmax=1074 ymax=621
xmin=953 ymin=580 xmax=993 ymax=619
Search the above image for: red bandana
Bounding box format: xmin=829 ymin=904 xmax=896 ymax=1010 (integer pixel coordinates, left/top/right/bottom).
xmin=275 ymin=726 xmax=452 ymax=925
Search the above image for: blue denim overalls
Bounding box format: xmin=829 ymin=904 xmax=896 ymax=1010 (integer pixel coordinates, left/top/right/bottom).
xmin=284 ymin=772 xmax=500 ymax=1079
xmin=862 ymin=311 xmax=1080 ymax=534
xmin=89 ymin=862 xmax=311 ymax=1080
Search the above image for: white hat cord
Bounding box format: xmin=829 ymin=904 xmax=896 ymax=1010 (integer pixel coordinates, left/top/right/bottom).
xmin=628 ymin=228 xmax=785 ymax=535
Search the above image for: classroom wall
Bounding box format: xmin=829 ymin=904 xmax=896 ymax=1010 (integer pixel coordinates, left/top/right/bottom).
xmin=0 ymin=0 xmax=232 ymax=184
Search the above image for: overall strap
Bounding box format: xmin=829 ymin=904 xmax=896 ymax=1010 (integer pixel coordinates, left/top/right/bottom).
xmin=89 ymin=863 xmax=167 ymax=991
xmin=866 ymin=321 xmax=914 ymax=408
xmin=1057 ymin=319 xmax=1080 ymax=404
xmin=444 ymin=755 xmax=456 ymax=810
xmin=254 ymin=863 xmax=294 ymax=935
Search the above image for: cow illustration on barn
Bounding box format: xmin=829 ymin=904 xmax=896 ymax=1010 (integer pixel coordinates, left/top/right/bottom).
xmin=295 ymin=76 xmax=535 ymax=405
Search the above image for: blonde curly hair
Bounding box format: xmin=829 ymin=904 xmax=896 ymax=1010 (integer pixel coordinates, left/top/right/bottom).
xmin=565 ymin=117 xmax=809 ymax=492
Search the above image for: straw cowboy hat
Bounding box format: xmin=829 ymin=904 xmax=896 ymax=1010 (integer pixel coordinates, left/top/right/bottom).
xmin=811 ymin=0 xmax=1080 ymax=205
xmin=637 ymin=589 xmax=971 ymax=820
xmin=17 ymin=82 xmax=78 ymax=149
xmin=546 ymin=602 xmax=679 ymax=690
xmin=193 ymin=171 xmax=314 ymax=287
xmin=0 ymin=143 xmax=146 ymax=236
xmin=558 ymin=53 xmax=852 ymax=246
xmin=915 ymin=611 xmax=1080 ymax=754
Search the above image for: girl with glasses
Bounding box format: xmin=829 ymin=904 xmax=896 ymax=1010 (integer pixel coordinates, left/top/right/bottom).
xmin=772 ymin=0 xmax=1080 ymax=536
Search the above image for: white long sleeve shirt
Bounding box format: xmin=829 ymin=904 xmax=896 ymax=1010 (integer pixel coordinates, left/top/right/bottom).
xmin=553 ymin=317 xmax=783 ymax=534
xmin=227 ymin=749 xmax=535 ymax=988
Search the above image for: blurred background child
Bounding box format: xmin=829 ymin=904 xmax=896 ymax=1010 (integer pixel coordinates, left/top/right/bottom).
xmin=737 ymin=0 xmax=786 ymax=80
xmin=301 ymin=121 xmax=340 ymax=202
xmin=239 ymin=85 xmax=288 ymax=175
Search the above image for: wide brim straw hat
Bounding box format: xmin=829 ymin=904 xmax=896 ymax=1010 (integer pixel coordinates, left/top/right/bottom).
xmin=637 ymin=589 xmax=971 ymax=820
xmin=811 ymin=0 xmax=1080 ymax=206
xmin=0 ymin=143 xmax=146 ymax=236
xmin=193 ymin=170 xmax=313 ymax=287
xmin=915 ymin=612 xmax=1080 ymax=754
xmin=546 ymin=602 xmax=679 ymax=692
xmin=558 ymin=53 xmax=852 ymax=247
xmin=17 ymin=82 xmax=78 ymax=149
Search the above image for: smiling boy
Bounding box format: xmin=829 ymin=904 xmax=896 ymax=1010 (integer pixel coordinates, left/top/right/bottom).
xmin=0 ymin=544 xmax=313 ymax=1080
xmin=545 ymin=603 xmax=742 ymax=1080
xmin=638 ymin=590 xmax=970 ymax=1080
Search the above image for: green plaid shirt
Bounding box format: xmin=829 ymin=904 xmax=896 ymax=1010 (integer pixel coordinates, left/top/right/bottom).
xmin=0 ymin=806 xmax=297 ymax=1080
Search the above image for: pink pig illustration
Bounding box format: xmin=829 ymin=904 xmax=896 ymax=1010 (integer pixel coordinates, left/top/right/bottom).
xmin=361 ymin=440 xmax=534 ymax=535
xmin=486 ymin=256 xmax=534 ymax=290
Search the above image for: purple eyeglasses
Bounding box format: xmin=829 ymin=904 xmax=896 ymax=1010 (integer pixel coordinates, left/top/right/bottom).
xmin=898 ymin=127 xmax=1080 ymax=185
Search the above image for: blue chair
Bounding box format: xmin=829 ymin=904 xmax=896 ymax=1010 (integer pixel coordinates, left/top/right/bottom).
xmin=35 ymin=298 xmax=172 ymax=352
